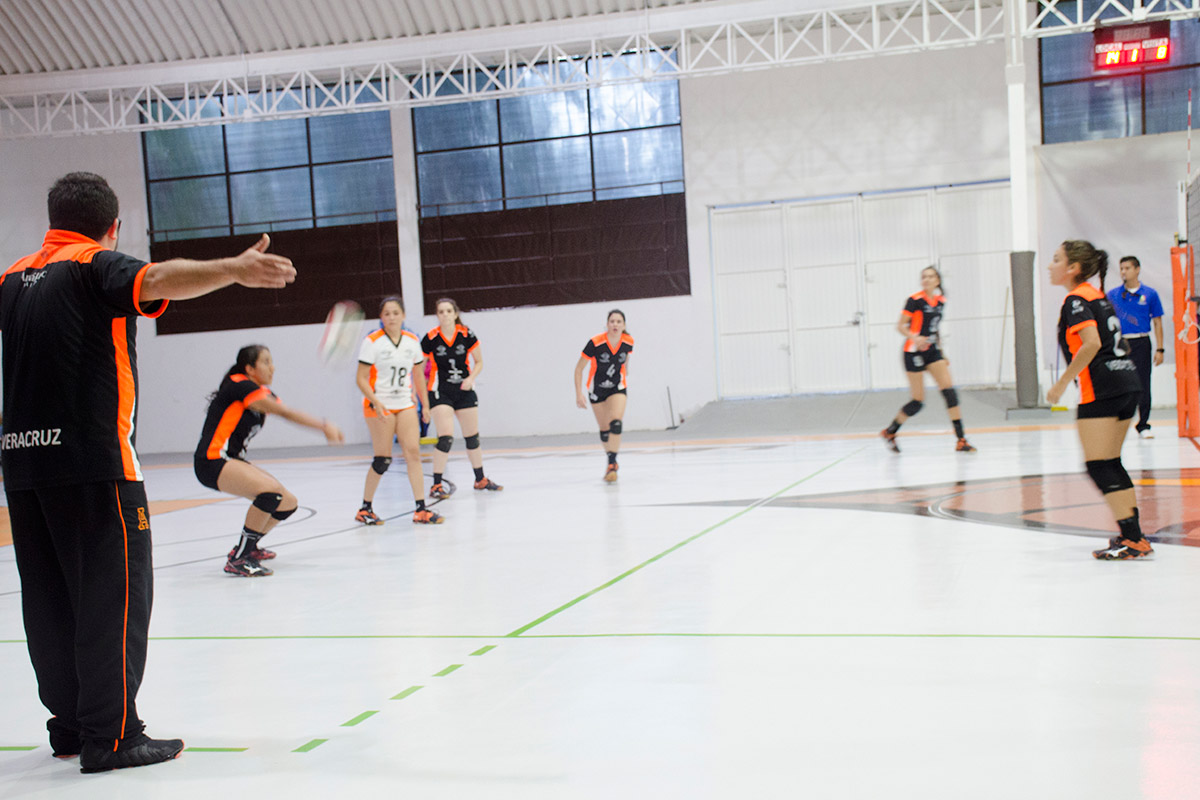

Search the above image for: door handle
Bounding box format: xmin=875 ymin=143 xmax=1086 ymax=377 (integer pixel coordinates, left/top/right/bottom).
xmin=848 ymin=311 xmax=863 ymax=326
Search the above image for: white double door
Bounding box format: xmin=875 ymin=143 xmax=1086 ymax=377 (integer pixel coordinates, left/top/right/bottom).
xmin=711 ymin=184 xmax=1013 ymax=398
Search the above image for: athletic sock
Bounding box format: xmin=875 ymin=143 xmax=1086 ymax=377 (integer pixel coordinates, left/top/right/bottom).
xmin=1117 ymin=509 xmax=1144 ymax=542
xmin=952 ymin=419 xmax=965 ymax=439
xmin=886 ymin=420 xmax=901 ymax=436
xmin=432 ymin=472 xmax=443 ymax=486
xmin=233 ymin=528 xmax=263 ymax=560
xmin=607 ymin=452 xmax=618 ymax=465
xmin=415 ymin=499 xmax=427 ymax=512
xmin=473 ymin=466 xmax=485 ymax=482
xmin=360 ymin=500 xmax=372 ymax=511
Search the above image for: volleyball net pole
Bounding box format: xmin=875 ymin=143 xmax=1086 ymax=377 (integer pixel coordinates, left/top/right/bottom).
xmin=1176 ymin=87 xmax=1200 ymax=437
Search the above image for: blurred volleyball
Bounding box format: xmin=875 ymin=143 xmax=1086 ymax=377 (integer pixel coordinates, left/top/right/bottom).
xmin=319 ymin=300 xmax=365 ymax=364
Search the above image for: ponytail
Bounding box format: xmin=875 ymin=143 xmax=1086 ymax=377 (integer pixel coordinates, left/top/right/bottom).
xmin=1061 ymin=240 xmax=1109 ymax=290
xmin=210 ymin=344 xmax=267 ymax=401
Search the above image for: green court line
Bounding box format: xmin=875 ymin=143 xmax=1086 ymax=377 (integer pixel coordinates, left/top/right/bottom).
xmin=185 ymin=747 xmax=248 ymax=752
xmin=341 ymin=711 xmax=379 ymax=727
xmin=0 ymin=746 xmax=38 ymax=751
xmin=513 ymin=632 xmax=1200 ymax=643
xmin=470 ymin=645 xmax=496 ymax=656
xmin=293 ymin=739 xmax=327 ymax=753
xmin=434 ymin=664 xmax=462 ymax=677
xmin=390 ymin=685 xmax=423 ymax=700
xmin=505 ymin=447 xmax=866 ymax=638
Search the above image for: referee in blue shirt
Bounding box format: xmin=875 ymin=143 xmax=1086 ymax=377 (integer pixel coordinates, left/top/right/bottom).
xmin=1106 ymin=255 xmax=1164 ymax=438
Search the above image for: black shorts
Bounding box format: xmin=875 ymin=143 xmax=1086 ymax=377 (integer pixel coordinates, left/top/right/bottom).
xmin=589 ymin=387 xmax=627 ymax=404
xmin=1077 ymin=391 xmax=1139 ymax=421
xmin=194 ymin=455 xmax=236 ymax=491
xmin=430 ymin=386 xmax=478 ymax=410
xmin=904 ymin=347 xmax=944 ymax=373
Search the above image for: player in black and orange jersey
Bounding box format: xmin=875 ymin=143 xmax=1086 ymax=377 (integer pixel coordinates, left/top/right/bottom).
xmin=1046 ymin=241 xmax=1150 ymax=560
xmin=195 ymin=345 xmax=344 ymax=577
xmin=422 ymin=297 xmax=502 ymax=498
xmin=880 ymin=266 xmax=976 ymax=453
xmin=355 ymin=296 xmax=443 ymax=525
xmin=1 ymin=172 xmax=294 ymax=772
xmin=574 ymin=309 xmax=634 ymax=482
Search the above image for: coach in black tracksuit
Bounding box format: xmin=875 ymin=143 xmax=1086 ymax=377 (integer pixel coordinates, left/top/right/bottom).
xmin=0 ymin=172 xmax=295 ymax=773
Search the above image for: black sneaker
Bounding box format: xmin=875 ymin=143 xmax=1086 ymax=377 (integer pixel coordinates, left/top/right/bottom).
xmin=79 ymin=733 xmax=184 ymax=773
xmin=224 ymin=555 xmax=272 ymax=577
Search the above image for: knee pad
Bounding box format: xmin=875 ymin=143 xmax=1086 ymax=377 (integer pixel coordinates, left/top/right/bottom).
xmin=271 ymin=506 xmax=297 ymax=521
xmin=599 ymin=430 xmax=611 ymax=443
xmin=608 ymin=419 xmax=623 ymax=435
xmin=1085 ymin=458 xmax=1133 ymax=494
xmin=252 ymin=492 xmax=282 ymax=513
xmin=901 ymin=400 xmax=923 ymax=417
xmin=371 ymin=456 xmax=392 ymax=475
xmin=435 ymin=436 xmax=454 ymax=453
xmin=941 ymin=388 xmax=959 ymax=408
xmin=464 ymin=434 xmax=480 ymax=450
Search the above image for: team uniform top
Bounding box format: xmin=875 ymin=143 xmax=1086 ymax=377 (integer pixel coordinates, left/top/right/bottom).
xmin=582 ymin=333 xmax=634 ymax=397
xmin=1058 ymin=283 xmax=1141 ymax=404
xmin=901 ymin=291 xmax=944 ymax=353
xmin=195 ymin=374 xmax=275 ymax=462
xmin=0 ymin=230 xmax=168 ymax=490
xmin=421 ymin=324 xmax=479 ymax=392
xmin=1106 ymin=283 xmax=1164 ymax=335
xmin=359 ymin=328 xmax=423 ymax=411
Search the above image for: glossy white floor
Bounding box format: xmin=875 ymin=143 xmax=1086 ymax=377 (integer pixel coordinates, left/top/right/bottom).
xmin=2 ymin=423 xmax=1199 ymax=799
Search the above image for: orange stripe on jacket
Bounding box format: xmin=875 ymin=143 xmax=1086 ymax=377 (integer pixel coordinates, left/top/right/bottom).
xmin=114 ymin=482 xmax=131 ymax=745
xmin=111 ymin=319 xmax=142 ymax=481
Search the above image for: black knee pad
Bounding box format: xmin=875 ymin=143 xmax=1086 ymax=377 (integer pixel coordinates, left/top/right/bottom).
xmin=599 ymin=430 xmax=611 ymax=443
xmin=464 ymin=434 xmax=480 ymax=450
xmin=608 ymin=419 xmax=623 ymax=435
xmin=252 ymin=492 xmax=282 ymax=513
xmin=941 ymin=388 xmax=959 ymax=408
xmin=436 ymin=436 xmax=454 ymax=453
xmin=371 ymin=456 xmax=392 ymax=475
xmin=271 ymin=506 xmax=297 ymax=521
xmin=1085 ymin=458 xmax=1133 ymax=494
xmin=901 ymin=400 xmax=923 ymax=417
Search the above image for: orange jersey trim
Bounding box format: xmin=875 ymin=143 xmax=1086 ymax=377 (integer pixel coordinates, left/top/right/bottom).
xmin=111 ymin=319 xmax=141 ymax=481
xmin=203 ymin=374 xmax=263 ymax=459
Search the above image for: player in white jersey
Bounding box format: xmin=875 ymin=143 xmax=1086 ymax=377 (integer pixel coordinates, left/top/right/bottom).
xmin=354 ymin=296 xmax=443 ymax=525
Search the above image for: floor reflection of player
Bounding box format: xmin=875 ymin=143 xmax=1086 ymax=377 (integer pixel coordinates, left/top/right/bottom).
xmin=880 ymin=266 xmax=976 ymax=454
xmin=422 ymin=298 xmax=502 ymax=499
xmin=574 ymin=310 xmax=634 ymax=482
xmin=1046 ymin=240 xmax=1152 ymax=560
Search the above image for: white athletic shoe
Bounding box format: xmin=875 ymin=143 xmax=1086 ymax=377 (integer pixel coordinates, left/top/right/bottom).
xmin=1138 ymin=429 xmax=1154 ymax=440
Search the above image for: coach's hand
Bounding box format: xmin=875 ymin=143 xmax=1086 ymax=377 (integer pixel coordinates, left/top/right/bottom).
xmin=232 ymin=234 xmax=296 ymax=289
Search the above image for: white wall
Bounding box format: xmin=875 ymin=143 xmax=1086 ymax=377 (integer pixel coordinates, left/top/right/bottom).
xmin=1035 ymin=132 xmax=1185 ymax=406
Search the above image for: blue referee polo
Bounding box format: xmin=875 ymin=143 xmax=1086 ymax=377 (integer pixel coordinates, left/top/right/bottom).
xmin=1106 ymin=283 xmax=1163 ymax=336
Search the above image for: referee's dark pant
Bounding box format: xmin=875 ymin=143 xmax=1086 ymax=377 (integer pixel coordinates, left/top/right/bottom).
xmin=1127 ymin=335 xmax=1153 ymax=432
xmin=7 ymin=479 xmax=153 ymax=746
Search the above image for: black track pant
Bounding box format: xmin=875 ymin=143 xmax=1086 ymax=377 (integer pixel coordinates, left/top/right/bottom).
xmin=7 ymin=479 xmax=153 ymax=745
xmin=1128 ymin=336 xmax=1153 ymax=432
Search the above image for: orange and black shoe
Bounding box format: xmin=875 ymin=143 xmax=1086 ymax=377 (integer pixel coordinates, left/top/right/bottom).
xmin=224 ymin=555 xmax=272 ymax=577
xmin=604 ymin=463 xmax=619 ymax=482
xmin=474 ymin=478 xmax=503 ymax=491
xmin=880 ymin=430 xmax=900 ymax=453
xmin=413 ymin=508 xmax=445 ymax=525
xmin=355 ymin=507 xmax=384 ymax=526
xmin=429 ymin=483 xmax=453 ymax=500
xmin=955 ymin=438 xmax=977 ymax=453
xmin=228 ymin=545 xmax=276 ymax=561
xmin=1092 ymin=537 xmax=1153 ymax=560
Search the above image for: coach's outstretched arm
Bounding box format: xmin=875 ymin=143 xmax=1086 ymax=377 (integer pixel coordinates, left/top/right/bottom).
xmin=136 ymin=233 xmax=296 ymax=302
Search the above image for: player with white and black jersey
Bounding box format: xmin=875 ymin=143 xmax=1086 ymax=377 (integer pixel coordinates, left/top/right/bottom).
xmin=355 ymin=296 xmax=442 ymax=525
xmin=574 ymin=309 xmax=634 ymax=482
xmin=1046 ymin=240 xmax=1150 ymax=560
xmin=421 ymin=297 xmax=502 ymax=499
xmin=195 ymin=345 xmax=344 ymax=577
xmin=880 ymin=266 xmax=976 ymax=454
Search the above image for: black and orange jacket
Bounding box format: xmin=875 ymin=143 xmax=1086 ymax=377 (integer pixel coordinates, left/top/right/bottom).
xmin=0 ymin=230 xmax=168 ymax=489
xmin=581 ymin=332 xmax=634 ymax=394
xmin=421 ymin=324 xmax=479 ymax=392
xmin=1057 ymin=283 xmax=1141 ymax=404
xmin=901 ymin=291 xmax=944 ymax=353
xmin=194 ymin=374 xmax=274 ymax=462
